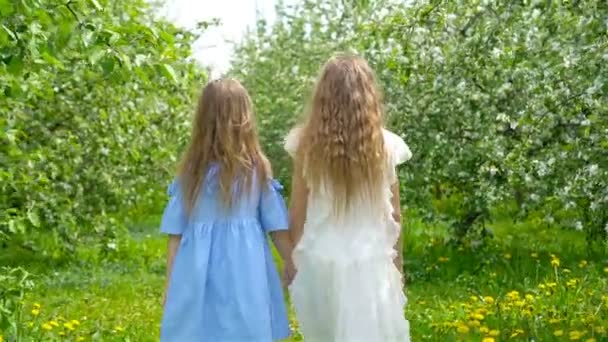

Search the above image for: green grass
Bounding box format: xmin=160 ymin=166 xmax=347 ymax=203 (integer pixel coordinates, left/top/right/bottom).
xmin=3 ymin=217 xmax=607 ymax=341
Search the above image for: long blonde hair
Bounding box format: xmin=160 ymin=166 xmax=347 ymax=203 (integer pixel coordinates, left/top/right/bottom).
xmin=295 ymin=54 xmax=387 ymax=214
xmin=179 ymin=79 xmax=270 ymax=213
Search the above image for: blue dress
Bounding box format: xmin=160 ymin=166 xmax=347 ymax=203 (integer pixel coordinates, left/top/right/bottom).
xmin=160 ymin=165 xmax=291 ymax=341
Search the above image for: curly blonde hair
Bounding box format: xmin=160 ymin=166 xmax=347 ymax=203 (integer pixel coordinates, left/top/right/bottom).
xmin=295 ymin=54 xmax=387 ymax=214
xmin=179 ymin=79 xmax=270 ymax=213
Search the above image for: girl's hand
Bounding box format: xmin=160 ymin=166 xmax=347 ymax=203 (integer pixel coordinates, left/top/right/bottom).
xmin=283 ymin=258 xmax=297 ymax=287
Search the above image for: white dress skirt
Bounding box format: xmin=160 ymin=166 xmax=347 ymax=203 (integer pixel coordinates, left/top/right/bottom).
xmin=285 ymin=128 xmax=412 ymax=342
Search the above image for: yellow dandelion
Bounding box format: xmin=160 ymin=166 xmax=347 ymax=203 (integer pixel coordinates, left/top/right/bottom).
xmin=489 ymin=329 xmax=500 ymax=337
xmin=585 ymin=338 xmax=597 ymax=342
xmin=31 ymin=308 xmax=40 ymax=316
xmin=42 ymin=323 xmax=53 ymax=331
xmin=33 ymin=303 xmax=41 ymax=310
xmin=77 ymin=337 xmax=85 ymax=342
xmin=515 ymin=300 xmax=525 ymax=307
xmin=49 ymin=320 xmax=59 ymax=327
xmin=456 ymin=325 xmax=470 ymax=334
xmin=531 ymin=252 xmax=538 ymax=258
xmin=554 ymin=330 xmax=564 ymax=336
xmin=503 ymin=253 xmax=512 ymax=259
xmin=115 ymin=326 xmax=125 ymax=333
xmin=64 ymin=322 xmax=75 ymax=331
xmin=584 ymin=315 xmax=596 ymax=324
xmin=595 ymin=326 xmax=606 ymax=334
xmin=482 ymin=338 xmax=495 ymax=342
xmin=480 ymin=326 xmax=490 ymax=333
xmin=567 ymin=279 xmax=578 ymax=288
xmin=71 ymin=320 xmax=81 ymax=326
xmin=579 ymin=260 xmax=588 ymax=268
xmin=569 ymin=330 xmax=583 ymax=340
xmin=59 ymin=331 xmax=66 ymax=337
xmin=0 ymin=335 xmax=3 ymax=342
xmin=472 ymin=313 xmax=485 ymax=321
xmin=468 ymin=320 xmax=481 ymax=327
xmin=603 ymin=267 xmax=608 ymax=273
xmin=525 ymin=294 xmax=534 ymax=301
xmin=507 ymin=290 xmax=520 ymax=300
xmin=438 ymin=257 xmax=450 ymax=263
xmin=483 ymin=296 xmax=495 ymax=304
xmin=510 ymin=329 xmax=524 ymax=338
xmin=551 ymin=256 xmax=560 ymax=268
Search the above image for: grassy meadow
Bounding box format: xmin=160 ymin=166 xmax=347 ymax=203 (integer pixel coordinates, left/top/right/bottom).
xmin=3 ymin=214 xmax=607 ymax=342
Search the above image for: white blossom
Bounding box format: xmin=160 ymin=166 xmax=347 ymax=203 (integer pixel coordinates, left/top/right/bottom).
xmin=588 ymin=164 xmax=598 ymax=175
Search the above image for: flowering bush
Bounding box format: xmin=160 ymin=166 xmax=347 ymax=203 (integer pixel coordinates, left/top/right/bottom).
xmin=0 ymin=0 xmax=205 ymax=256
xmin=366 ymin=0 xmax=608 ymax=241
xmin=230 ymin=0 xmax=607 ymax=242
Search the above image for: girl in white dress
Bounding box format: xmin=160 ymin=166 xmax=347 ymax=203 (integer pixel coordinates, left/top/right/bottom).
xmin=286 ymin=54 xmax=412 ymax=342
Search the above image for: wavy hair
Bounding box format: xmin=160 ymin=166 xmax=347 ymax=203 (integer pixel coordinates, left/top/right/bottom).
xmin=295 ymin=54 xmax=387 ymax=214
xmin=178 ymin=79 xmax=270 ymax=213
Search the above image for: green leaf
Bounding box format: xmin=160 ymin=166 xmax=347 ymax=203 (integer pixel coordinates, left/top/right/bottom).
xmin=0 ymin=0 xmax=14 ymax=16
xmin=7 ymin=56 xmax=23 ymax=75
xmin=105 ymin=29 xmax=121 ymax=44
xmin=0 ymin=26 xmax=7 ymax=45
xmin=159 ymin=31 xmax=175 ymax=44
xmin=27 ymin=211 xmax=40 ymax=228
xmin=89 ymin=49 xmax=106 ymax=65
xmin=101 ymin=56 xmax=115 ymax=74
xmin=118 ymin=53 xmax=132 ymax=71
xmin=89 ymin=0 xmax=103 ymax=11
xmin=2 ymin=25 xmax=17 ymax=41
xmin=160 ymin=63 xmax=178 ymax=84
xmin=41 ymin=52 xmax=64 ymax=69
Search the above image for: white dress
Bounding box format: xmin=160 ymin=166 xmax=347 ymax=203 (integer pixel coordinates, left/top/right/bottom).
xmin=285 ymin=128 xmax=412 ymax=342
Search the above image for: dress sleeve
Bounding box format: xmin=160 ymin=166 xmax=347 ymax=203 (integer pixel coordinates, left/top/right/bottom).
xmin=393 ymin=135 xmax=412 ymax=165
xmin=384 ymin=130 xmax=412 ymax=182
xmin=284 ymin=127 xmax=302 ymax=157
xmin=159 ymin=180 xmax=188 ymax=235
xmin=259 ymin=179 xmax=289 ymax=232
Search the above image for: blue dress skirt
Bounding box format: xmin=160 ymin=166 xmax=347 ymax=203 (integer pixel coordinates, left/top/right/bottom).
xmin=160 ymin=167 xmax=290 ymax=341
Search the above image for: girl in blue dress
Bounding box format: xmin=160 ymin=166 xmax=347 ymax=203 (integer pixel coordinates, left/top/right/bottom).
xmin=160 ymin=78 xmax=295 ymax=341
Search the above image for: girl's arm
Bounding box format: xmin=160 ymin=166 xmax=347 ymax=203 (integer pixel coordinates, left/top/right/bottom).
xmin=390 ymin=181 xmax=404 ymax=281
xmin=269 ymin=230 xmax=295 ymax=286
xmin=277 ymin=161 xmax=308 ymax=287
xmin=288 ymin=160 xmax=308 ymax=248
xmin=163 ymin=234 xmax=181 ymax=306
xmin=270 ymin=230 xmax=292 ymax=263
